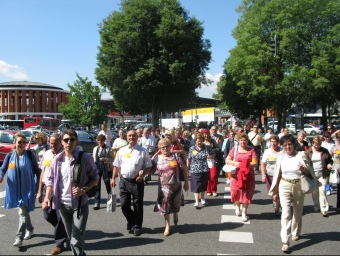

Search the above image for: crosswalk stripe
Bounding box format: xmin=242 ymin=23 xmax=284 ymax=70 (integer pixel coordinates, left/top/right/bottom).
xmin=222 ymin=204 xmax=235 ymax=210
xmin=221 ymin=215 xmax=250 ymax=224
xmin=224 ymin=194 xmax=231 ymax=199
xmin=219 ymin=231 xmax=254 ymax=243
xmin=224 ymin=187 xmax=230 ymax=191
xmin=0 ymin=214 xmax=5 ymax=218
xmin=0 ymin=191 xmax=5 ymax=199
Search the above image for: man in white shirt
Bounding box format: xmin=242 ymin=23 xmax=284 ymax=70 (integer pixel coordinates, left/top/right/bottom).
xmin=98 ymin=123 xmax=113 ymax=147
xmin=264 ymin=127 xmax=274 ymax=149
xmin=248 ymin=125 xmax=264 ymax=174
xmin=111 ymin=130 xmax=152 ymax=237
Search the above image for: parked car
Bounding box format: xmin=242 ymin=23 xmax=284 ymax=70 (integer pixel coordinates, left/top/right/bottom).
xmin=134 ymin=123 xmax=153 ymax=130
xmin=298 ymin=124 xmax=322 ymax=135
xmin=286 ymin=124 xmax=296 ymax=135
xmin=75 ymin=130 xmax=97 ymax=153
xmin=0 ymin=130 xmax=35 ymax=163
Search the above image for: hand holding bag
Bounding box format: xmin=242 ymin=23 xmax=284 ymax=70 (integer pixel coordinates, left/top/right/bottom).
xmin=107 ymin=188 xmax=116 ymax=213
xmin=206 ymin=146 xmax=215 ymax=168
xmin=222 ymin=146 xmax=237 ymax=174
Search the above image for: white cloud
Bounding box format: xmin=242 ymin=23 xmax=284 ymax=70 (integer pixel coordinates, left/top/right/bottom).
xmin=0 ymin=60 xmax=29 ymax=80
xmin=197 ymin=72 xmax=222 ymax=98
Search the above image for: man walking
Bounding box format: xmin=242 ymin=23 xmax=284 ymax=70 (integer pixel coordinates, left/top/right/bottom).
xmin=247 ymin=125 xmax=264 ymax=174
xmin=99 ymin=123 xmax=114 ymax=147
xmin=43 ymin=129 xmax=99 ymax=255
xmin=37 ymin=133 xmax=67 ymax=255
xmin=111 ymin=130 xmax=152 ymax=237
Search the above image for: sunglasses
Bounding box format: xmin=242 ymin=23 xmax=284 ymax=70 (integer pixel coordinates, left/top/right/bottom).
xmin=35 ymin=137 xmax=41 ymax=140
xmin=63 ymin=138 xmax=76 ymax=143
xmin=17 ymin=141 xmax=27 ymax=145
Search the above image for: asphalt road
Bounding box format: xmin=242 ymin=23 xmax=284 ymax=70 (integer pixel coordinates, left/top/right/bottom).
xmin=0 ymin=171 xmax=339 ymax=255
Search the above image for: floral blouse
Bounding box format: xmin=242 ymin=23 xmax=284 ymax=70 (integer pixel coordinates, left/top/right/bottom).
xmin=188 ymin=144 xmax=213 ymax=174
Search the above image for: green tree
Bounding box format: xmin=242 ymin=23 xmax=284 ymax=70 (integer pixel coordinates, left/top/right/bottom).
xmin=58 ymin=74 xmax=108 ymax=129
xmin=95 ymin=0 xmax=211 ymax=128
xmin=217 ymin=0 xmax=340 ymax=131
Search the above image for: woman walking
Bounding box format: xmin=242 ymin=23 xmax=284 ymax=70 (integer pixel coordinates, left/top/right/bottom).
xmin=0 ymin=132 xmax=41 ymax=248
xmin=92 ymin=134 xmax=114 ymax=210
xmin=269 ymin=134 xmax=315 ymax=252
xmin=153 ymin=138 xmax=189 ymax=236
xmin=261 ymin=135 xmax=283 ymax=216
xmin=225 ymin=132 xmax=257 ymax=222
xmin=187 ymin=133 xmax=214 ymax=208
xmin=306 ymin=136 xmax=333 ymax=216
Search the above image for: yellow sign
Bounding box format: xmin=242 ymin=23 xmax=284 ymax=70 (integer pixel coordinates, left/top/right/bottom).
xmin=182 ymin=107 xmax=215 ymax=123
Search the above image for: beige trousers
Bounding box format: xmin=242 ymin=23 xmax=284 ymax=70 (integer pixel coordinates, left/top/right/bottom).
xmin=312 ymin=175 xmax=329 ymax=212
xmin=279 ymin=179 xmax=305 ymax=244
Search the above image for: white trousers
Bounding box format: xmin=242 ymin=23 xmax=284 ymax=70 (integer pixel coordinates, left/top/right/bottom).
xmin=311 ymin=175 xmax=329 ymax=212
xmin=279 ymin=179 xmax=305 ymax=244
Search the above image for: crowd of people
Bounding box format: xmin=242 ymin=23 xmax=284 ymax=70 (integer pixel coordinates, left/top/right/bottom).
xmin=0 ymin=122 xmax=339 ymax=255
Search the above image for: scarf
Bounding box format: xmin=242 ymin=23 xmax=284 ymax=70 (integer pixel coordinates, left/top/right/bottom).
xmin=237 ymin=158 xmax=252 ymax=190
xmin=5 ymin=151 xmax=36 ymax=211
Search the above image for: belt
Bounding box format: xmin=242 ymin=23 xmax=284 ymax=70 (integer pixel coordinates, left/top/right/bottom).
xmin=281 ymin=177 xmax=300 ymax=184
xmin=121 ymin=176 xmax=137 ymax=182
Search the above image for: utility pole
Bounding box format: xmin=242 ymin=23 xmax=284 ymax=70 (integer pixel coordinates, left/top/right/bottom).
xmin=270 ymin=35 xmax=277 ymax=57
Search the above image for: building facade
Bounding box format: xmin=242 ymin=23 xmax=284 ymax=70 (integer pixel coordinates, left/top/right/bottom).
xmin=0 ymin=81 xmax=69 ymax=120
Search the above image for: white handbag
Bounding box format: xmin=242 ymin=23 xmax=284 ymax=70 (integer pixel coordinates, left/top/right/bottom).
xmin=222 ymin=146 xmax=237 ymax=174
xmin=107 ymin=188 xmax=116 ymax=213
xmin=329 ymin=169 xmax=340 ymax=184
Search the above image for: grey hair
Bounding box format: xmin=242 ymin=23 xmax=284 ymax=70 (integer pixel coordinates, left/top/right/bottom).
xmin=297 ymin=131 xmax=306 ymax=137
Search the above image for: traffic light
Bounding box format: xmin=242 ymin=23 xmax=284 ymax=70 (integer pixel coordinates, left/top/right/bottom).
xmin=270 ymin=35 xmax=277 ymax=57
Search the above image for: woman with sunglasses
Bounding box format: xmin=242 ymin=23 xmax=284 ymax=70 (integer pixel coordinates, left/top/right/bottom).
xmin=152 ymin=138 xmax=189 ymax=236
xmin=92 ymin=134 xmax=114 ymax=210
xmin=0 ymin=132 xmax=41 ymax=248
xmin=27 ymin=132 xmax=49 ymax=164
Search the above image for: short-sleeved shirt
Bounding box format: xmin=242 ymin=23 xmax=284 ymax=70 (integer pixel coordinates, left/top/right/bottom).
xmin=113 ymin=144 xmax=152 ymax=179
xmin=188 ymin=144 xmax=213 ymax=174
xmin=261 ymin=148 xmax=283 ymax=176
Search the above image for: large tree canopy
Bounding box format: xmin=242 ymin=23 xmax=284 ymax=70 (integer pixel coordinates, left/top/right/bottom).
xmin=58 ymin=73 xmax=108 ymax=129
xmin=95 ymin=0 xmax=211 ymax=128
xmin=217 ymin=0 xmax=340 ymax=130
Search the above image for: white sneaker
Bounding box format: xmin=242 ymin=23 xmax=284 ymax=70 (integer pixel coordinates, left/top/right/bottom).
xmin=201 ymin=199 xmax=206 ymax=205
xmin=13 ymin=238 xmax=23 ymax=247
xmin=194 ymin=202 xmax=200 ymax=208
xmin=226 ymin=178 xmax=230 ymax=184
xmin=24 ymin=230 xmax=33 ymax=240
xmin=326 ymin=190 xmax=331 ymax=196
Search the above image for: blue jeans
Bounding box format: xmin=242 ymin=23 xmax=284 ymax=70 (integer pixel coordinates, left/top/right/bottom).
xmin=59 ymin=203 xmax=89 ymax=256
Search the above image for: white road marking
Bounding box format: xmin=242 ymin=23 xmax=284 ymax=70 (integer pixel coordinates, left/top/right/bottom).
xmin=0 ymin=191 xmax=5 ymax=199
xmin=221 ymin=215 xmax=250 ymax=224
xmin=219 ymin=231 xmax=254 ymax=243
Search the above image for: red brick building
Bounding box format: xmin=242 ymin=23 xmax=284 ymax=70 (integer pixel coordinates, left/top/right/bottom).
xmin=0 ymin=81 xmax=69 ymax=120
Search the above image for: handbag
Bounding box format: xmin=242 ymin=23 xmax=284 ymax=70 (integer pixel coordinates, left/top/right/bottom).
xmin=300 ymin=174 xmax=317 ymax=194
xmin=206 ymin=146 xmax=215 ymax=168
xmin=107 ymin=188 xmax=116 ymax=213
xmin=329 ymin=169 xmax=340 ymax=184
xmin=222 ymin=146 xmax=237 ymax=174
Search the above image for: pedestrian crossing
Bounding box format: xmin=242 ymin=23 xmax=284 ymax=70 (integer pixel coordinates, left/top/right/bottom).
xmin=218 ymin=183 xmax=254 ymax=248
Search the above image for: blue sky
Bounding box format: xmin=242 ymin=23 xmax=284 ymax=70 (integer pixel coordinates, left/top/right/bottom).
xmin=0 ymin=0 xmax=241 ymax=99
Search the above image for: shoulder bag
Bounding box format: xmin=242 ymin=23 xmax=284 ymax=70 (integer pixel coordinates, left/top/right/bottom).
xmin=222 ymin=146 xmax=237 ymax=174
xmin=300 ymin=173 xmax=317 ymax=194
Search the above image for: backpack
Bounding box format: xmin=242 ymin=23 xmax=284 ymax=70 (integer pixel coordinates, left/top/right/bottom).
xmin=73 ymin=151 xmax=96 ymax=198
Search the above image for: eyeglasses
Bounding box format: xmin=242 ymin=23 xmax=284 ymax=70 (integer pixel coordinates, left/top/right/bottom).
xmin=63 ymin=138 xmax=76 ymax=143
xmin=161 ymin=146 xmax=170 ymax=150
xmin=283 ymin=143 xmax=294 ymax=147
xmin=324 ymin=136 xmax=330 ymax=138
xmin=17 ymin=141 xmax=27 ymax=145
xmin=35 ymin=137 xmax=41 ymax=140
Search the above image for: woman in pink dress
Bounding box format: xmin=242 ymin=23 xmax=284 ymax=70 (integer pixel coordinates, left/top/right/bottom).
xmin=225 ymin=132 xmax=257 ymax=222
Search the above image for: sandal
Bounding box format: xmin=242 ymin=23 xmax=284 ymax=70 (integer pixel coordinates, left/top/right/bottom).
xmin=282 ymin=243 xmax=289 ymax=252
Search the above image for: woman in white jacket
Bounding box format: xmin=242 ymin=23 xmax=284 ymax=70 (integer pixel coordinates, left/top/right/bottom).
xmin=269 ymin=134 xmax=315 ymax=253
